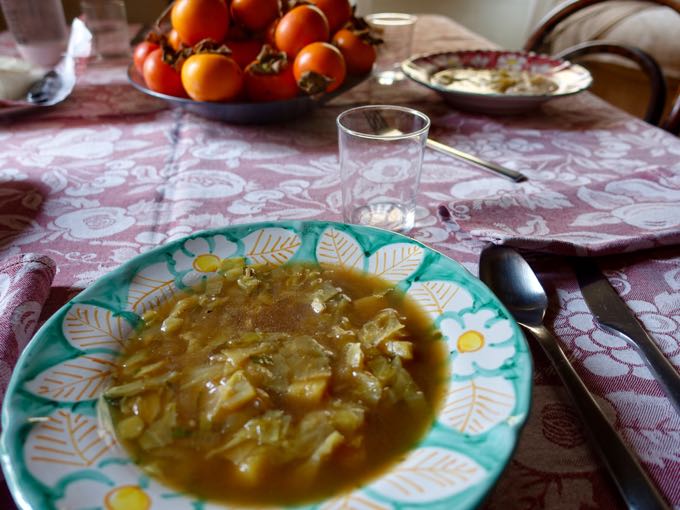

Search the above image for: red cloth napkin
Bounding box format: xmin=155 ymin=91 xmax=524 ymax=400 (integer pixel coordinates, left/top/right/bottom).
xmin=0 ymin=254 xmax=54 ymax=509
xmin=0 ymin=254 xmax=55 ymax=409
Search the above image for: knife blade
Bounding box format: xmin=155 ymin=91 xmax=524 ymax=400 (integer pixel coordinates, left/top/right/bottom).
xmin=574 ymin=258 xmax=680 ymax=416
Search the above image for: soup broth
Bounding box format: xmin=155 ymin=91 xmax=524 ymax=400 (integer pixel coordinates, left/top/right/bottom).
xmin=106 ymin=260 xmax=448 ymax=506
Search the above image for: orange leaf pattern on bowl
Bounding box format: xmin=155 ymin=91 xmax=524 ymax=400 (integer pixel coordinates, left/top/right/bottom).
xmin=441 ymin=376 xmax=516 ymax=435
xmin=367 ymin=243 xmax=424 ymax=283
xmin=243 ymin=227 xmax=302 ymax=266
xmin=126 ymin=262 xmax=178 ymax=314
xmin=63 ymin=304 xmax=133 ymax=352
xmin=24 ymin=410 xmax=117 ymax=486
xmin=407 ymin=280 xmax=474 ymax=319
xmin=24 ymin=353 xmax=115 ymax=402
xmin=316 ymin=227 xmax=365 ymax=270
xmin=370 ymin=447 xmax=485 ymax=502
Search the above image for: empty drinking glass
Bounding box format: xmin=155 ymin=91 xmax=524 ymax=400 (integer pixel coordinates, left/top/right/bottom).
xmin=80 ymin=0 xmax=130 ymax=60
xmin=365 ymin=13 xmax=417 ymax=85
xmin=0 ymin=0 xmax=68 ymax=67
xmin=337 ymin=105 xmax=430 ymax=233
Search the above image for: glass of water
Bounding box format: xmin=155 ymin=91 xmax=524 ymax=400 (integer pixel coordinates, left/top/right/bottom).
xmin=337 ymin=105 xmax=430 ymax=233
xmin=80 ymin=0 xmax=130 ymax=60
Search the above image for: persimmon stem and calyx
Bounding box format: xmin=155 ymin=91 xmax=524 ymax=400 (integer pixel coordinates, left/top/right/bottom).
xmin=247 ymin=45 xmax=291 ymax=75
xmin=297 ymin=71 xmax=334 ymax=95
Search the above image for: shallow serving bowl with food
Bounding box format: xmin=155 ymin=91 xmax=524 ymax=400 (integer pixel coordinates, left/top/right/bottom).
xmin=0 ymin=54 xmax=75 ymax=119
xmin=1 ymin=220 xmax=531 ymax=510
xmin=128 ymin=65 xmax=367 ymax=124
xmin=402 ymin=49 xmax=592 ymax=114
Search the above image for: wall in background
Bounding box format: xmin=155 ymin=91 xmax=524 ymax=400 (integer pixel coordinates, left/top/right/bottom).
xmin=367 ymin=0 xmax=537 ymax=48
xmin=0 ymin=1 xmax=537 ymax=49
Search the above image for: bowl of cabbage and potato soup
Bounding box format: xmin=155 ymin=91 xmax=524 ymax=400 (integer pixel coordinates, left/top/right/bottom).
xmin=1 ymin=220 xmax=531 ymax=510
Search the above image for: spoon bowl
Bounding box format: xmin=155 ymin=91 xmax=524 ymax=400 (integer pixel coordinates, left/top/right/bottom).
xmin=478 ymin=245 xmax=547 ymax=327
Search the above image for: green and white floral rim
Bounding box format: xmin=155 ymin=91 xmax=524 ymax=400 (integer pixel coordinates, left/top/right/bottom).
xmin=1 ymin=221 xmax=532 ymax=510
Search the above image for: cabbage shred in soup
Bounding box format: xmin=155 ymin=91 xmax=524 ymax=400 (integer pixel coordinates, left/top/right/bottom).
xmin=105 ymin=259 xmax=448 ymax=506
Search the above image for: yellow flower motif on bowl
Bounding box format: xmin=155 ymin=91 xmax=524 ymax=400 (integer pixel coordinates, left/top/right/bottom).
xmin=172 ymin=234 xmax=236 ymax=286
xmin=457 ymin=330 xmax=485 ymax=353
xmin=442 ymin=309 xmax=515 ymax=376
xmin=192 ymin=253 xmax=221 ymax=273
xmin=104 ymin=485 xmax=151 ymax=510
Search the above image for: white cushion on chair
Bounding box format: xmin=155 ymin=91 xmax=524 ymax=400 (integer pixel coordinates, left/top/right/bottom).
xmin=545 ymin=2 xmax=680 ymax=78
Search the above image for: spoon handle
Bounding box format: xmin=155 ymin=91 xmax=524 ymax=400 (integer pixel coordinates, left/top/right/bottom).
xmin=425 ymin=138 xmax=528 ymax=182
xmin=524 ymin=323 xmax=670 ymax=510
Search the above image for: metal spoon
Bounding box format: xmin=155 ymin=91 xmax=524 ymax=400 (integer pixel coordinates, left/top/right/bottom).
xmin=479 ymin=245 xmax=669 ymax=510
xmin=363 ymin=110 xmax=528 ymax=182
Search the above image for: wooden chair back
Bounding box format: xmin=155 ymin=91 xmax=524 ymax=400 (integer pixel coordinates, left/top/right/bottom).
xmin=525 ymin=0 xmax=680 ymax=53
xmin=662 ymin=88 xmax=680 ymax=134
xmin=554 ymin=41 xmax=667 ymax=124
xmin=525 ymin=0 xmax=680 ymax=129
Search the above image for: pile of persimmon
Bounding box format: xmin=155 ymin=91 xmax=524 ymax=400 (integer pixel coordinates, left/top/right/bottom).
xmin=132 ymin=0 xmax=381 ymax=102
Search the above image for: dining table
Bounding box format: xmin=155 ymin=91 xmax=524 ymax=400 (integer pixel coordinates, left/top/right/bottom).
xmin=1 ymin=13 xmax=679 ymax=510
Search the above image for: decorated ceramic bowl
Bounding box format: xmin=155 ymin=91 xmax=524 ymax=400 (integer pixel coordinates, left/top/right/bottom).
xmin=127 ymin=65 xmax=367 ymax=124
xmin=1 ymin=221 xmax=531 ymax=510
xmin=401 ymin=50 xmax=592 ymax=114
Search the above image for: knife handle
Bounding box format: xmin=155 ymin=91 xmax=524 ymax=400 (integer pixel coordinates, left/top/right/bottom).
xmin=604 ymin=324 xmax=680 ymax=418
xmin=524 ymin=323 xmax=670 ymax=510
xmin=574 ymin=256 xmax=680 ymax=417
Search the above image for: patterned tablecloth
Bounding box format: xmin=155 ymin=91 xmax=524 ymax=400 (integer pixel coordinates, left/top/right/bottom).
xmin=1 ymin=14 xmax=679 ymax=510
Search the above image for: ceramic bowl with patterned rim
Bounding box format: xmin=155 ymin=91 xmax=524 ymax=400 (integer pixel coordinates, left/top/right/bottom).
xmin=401 ymin=50 xmax=592 ymax=114
xmin=1 ymin=221 xmax=532 ymax=510
xmin=127 ymin=65 xmax=368 ymax=124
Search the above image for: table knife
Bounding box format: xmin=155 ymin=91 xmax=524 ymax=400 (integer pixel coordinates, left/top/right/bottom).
xmin=574 ymin=258 xmax=680 ymax=416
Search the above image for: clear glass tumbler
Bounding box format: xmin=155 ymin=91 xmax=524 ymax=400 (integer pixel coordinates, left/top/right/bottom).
xmin=80 ymin=0 xmax=130 ymax=60
xmin=337 ymin=105 xmax=430 ymax=233
xmin=365 ymin=13 xmax=417 ymax=85
xmin=0 ymin=0 xmax=68 ymax=67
